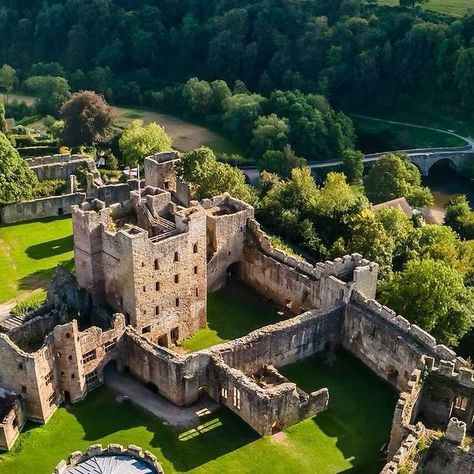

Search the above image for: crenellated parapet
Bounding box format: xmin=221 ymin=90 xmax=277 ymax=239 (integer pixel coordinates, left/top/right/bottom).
xmin=350 ymin=291 xmax=461 ymax=364
xmin=247 ymin=219 xmax=378 ymax=283
xmin=53 ymin=443 xmax=164 ymax=474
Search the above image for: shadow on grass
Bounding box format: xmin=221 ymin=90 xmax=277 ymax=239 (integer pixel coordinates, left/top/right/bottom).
xmin=68 ymin=387 xmax=257 ymax=471
xmin=206 ymin=280 xmax=280 ymax=341
xmin=281 ymin=350 xmax=397 ymax=474
xmin=18 ymin=260 xmax=74 ymax=291
xmin=25 ymin=236 xmax=73 ymax=260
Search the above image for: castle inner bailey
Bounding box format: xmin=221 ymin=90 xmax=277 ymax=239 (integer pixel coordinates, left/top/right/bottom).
xmin=0 ymin=151 xmax=472 ymax=473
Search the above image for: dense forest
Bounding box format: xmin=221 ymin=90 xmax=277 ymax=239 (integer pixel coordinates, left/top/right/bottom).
xmin=0 ymin=0 xmax=473 ymax=113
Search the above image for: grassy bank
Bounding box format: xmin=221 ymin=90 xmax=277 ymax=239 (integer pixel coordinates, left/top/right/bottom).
xmin=0 ymin=217 xmax=73 ymax=304
xmin=0 ymin=351 xmax=396 ymax=474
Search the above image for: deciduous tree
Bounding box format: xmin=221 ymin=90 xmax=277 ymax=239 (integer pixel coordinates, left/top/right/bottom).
xmin=0 ymin=132 xmax=38 ymax=203
xmin=60 ymin=91 xmax=113 ymax=146
xmin=379 ymin=259 xmax=473 ymax=347
xmin=119 ymin=119 xmax=172 ymax=167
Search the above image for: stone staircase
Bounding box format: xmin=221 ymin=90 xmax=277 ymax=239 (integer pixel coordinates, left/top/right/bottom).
xmin=0 ymin=314 xmax=24 ymax=331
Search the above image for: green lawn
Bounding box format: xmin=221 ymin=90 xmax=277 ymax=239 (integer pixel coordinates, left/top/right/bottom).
xmin=181 ymin=281 xmax=280 ymax=352
xmin=378 ymin=0 xmax=472 ymax=17
xmin=353 ymin=116 xmax=466 ymax=154
xmin=0 ymin=351 xmax=396 ymax=474
xmin=0 ymin=217 xmax=74 ymax=304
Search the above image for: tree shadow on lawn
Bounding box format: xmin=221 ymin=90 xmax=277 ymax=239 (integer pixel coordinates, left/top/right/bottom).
xmin=281 ymin=351 xmax=397 ymax=474
xmin=25 ymin=235 xmax=73 ymax=260
xmin=18 ymin=260 xmax=74 ymax=292
xmin=69 ymin=387 xmax=258 ymax=472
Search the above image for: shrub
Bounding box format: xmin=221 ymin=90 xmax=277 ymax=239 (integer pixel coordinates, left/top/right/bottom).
xmin=32 ymin=179 xmax=66 ymax=198
xmin=11 ymin=294 xmax=45 ymax=318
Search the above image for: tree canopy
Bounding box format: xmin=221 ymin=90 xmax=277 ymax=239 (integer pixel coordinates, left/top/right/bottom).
xmin=60 ymin=91 xmax=113 ymax=146
xmin=176 ymin=146 xmax=256 ymax=203
xmin=0 ymin=132 xmax=38 ymax=203
xmin=364 ymin=153 xmax=433 ymax=207
xmin=24 ymin=75 xmax=71 ymax=116
xmin=119 ymin=119 xmax=172 ymax=167
xmin=379 ymin=259 xmax=473 ymax=347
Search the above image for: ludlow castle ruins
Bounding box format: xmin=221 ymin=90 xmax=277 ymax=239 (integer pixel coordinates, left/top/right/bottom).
xmin=0 ymin=151 xmax=473 ymax=473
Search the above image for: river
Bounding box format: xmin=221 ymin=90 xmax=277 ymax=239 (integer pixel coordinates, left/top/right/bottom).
xmin=422 ymin=163 xmax=474 ymax=222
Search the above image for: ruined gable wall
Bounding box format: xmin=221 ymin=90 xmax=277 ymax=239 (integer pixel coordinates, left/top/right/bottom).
xmin=343 ymin=292 xmax=457 ymax=391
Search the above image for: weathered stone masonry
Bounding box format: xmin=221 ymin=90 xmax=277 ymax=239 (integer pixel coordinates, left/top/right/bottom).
xmin=0 ymin=151 xmax=473 ymax=473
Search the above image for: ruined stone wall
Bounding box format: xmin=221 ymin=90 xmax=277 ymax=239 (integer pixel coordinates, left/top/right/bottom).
xmin=0 ymin=193 xmax=86 ymax=224
xmin=200 ymin=194 xmax=254 ymax=292
xmin=144 ymin=152 xmax=180 ymax=191
xmin=0 ymin=334 xmax=59 ymax=423
xmin=92 ymin=182 xmax=134 ymax=206
xmin=27 ymin=154 xmax=96 ymax=181
xmin=420 ymin=438 xmax=474 ymax=474
xmin=210 ymin=304 xmax=345 ymax=374
xmin=240 ymin=220 xmax=378 ymax=313
xmin=387 ymin=367 xmax=425 ymax=458
xmin=118 ymin=329 xmax=211 ymax=405
xmin=417 ymin=359 xmax=474 ymax=432
xmin=342 ymin=292 xmax=458 ymax=391
xmin=0 ymin=399 xmax=25 ymax=451
xmin=381 ymin=425 xmax=425 ymax=474
xmin=210 ymin=360 xmax=328 ymax=435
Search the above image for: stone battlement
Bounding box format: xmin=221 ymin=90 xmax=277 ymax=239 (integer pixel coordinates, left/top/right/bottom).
xmin=248 ymin=219 xmax=377 ymax=282
xmin=423 ymin=357 xmax=474 ymax=389
xmin=350 ymin=291 xmax=458 ymax=363
xmin=53 ymin=443 xmax=164 ymax=474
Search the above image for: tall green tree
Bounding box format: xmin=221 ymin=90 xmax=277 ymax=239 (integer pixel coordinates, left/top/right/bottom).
xmin=60 ymin=91 xmax=113 ymax=146
xmin=0 ymin=64 xmax=17 ymax=96
xmin=0 ymin=132 xmax=38 ymax=203
xmin=176 ymin=146 xmax=256 ymax=203
xmin=24 ymin=75 xmax=71 ymax=116
xmin=379 ymin=259 xmax=473 ymax=347
xmin=342 ymin=149 xmax=364 ymax=183
xmin=364 ymin=153 xmax=433 ymax=207
xmin=119 ymin=119 xmax=172 ymax=167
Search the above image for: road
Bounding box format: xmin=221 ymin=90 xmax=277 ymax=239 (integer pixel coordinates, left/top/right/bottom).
xmin=242 ymin=116 xmax=474 ymax=183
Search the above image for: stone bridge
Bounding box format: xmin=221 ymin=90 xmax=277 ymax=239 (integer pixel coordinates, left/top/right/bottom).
xmin=361 ymin=145 xmax=474 ymax=176
xmin=242 ymin=145 xmax=474 ymax=183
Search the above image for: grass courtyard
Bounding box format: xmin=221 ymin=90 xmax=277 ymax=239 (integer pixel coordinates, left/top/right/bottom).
xmin=181 ymin=281 xmax=281 ymax=352
xmin=0 ymin=217 xmax=74 ymax=304
xmin=0 ymin=351 xmax=396 ymax=474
